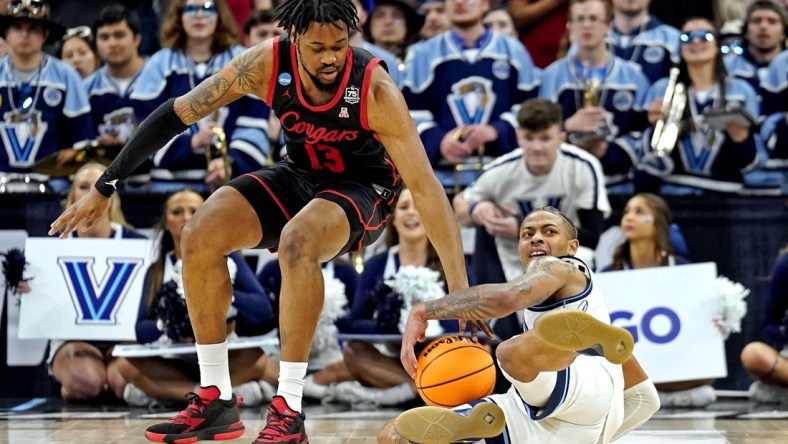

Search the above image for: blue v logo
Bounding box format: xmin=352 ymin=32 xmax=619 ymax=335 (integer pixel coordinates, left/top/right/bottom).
xmin=58 ymin=257 xmax=143 ymax=324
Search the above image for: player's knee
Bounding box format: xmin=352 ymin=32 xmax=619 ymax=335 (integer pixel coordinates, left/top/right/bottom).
xmin=495 ymin=339 xmax=517 ymax=373
xmin=278 ymin=225 xmax=317 ymax=265
xmin=180 ymin=220 xmax=203 ymax=255
xmin=181 ymin=219 xmax=226 ymax=258
xmin=741 ymin=342 xmax=776 ymax=373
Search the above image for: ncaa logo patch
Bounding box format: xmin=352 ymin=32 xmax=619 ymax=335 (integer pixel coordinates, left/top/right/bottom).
xmin=491 ymin=60 xmax=510 ymax=80
xmin=344 ymin=86 xmax=360 ymax=104
xmin=43 ymin=87 xmax=63 ymax=107
xmin=612 ymin=90 xmax=634 ymax=112
xmin=643 ymin=46 xmax=665 ymax=64
xmin=278 ymin=73 xmax=292 ymax=86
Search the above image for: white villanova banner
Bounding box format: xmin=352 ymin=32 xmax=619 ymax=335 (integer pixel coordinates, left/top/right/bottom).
xmin=597 ymin=262 xmax=727 ymax=384
xmin=18 ymin=237 xmax=152 ymax=341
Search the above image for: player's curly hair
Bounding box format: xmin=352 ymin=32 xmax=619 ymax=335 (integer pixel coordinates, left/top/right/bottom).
xmin=274 ymin=0 xmax=358 ymax=37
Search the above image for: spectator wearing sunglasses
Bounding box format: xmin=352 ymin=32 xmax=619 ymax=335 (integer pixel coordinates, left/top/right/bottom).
xmin=131 ymin=0 xmax=272 ymax=193
xmin=82 ymin=4 xmax=151 ymax=190
xmin=58 ymin=26 xmax=99 ymax=79
xmin=640 ymin=17 xmax=760 ymax=195
xmin=0 ymin=0 xmax=95 ymax=193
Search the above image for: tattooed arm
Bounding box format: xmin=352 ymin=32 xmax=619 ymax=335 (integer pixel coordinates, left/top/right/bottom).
xmin=174 ymin=44 xmax=271 ymax=124
xmin=400 ymin=256 xmax=585 ymax=377
xmin=49 ymin=45 xmax=273 ymax=237
xmin=425 ymin=256 xmax=581 ymax=320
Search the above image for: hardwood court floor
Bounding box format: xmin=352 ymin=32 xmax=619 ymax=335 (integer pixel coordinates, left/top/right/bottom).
xmin=1 ymin=397 xmax=788 ymax=443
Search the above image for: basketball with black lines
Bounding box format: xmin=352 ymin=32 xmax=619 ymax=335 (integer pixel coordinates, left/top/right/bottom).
xmin=415 ymin=335 xmax=496 ymax=407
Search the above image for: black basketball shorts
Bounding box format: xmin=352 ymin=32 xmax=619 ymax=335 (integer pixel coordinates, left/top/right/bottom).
xmin=226 ymin=161 xmax=401 ymax=254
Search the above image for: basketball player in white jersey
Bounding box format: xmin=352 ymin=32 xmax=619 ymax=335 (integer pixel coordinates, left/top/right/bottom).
xmin=378 ymin=207 xmax=660 ymax=444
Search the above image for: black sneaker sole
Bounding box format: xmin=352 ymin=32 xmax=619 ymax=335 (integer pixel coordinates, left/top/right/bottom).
xmin=145 ymin=421 xmax=245 ymax=443
xmin=394 ymin=403 xmax=505 ymax=444
xmin=534 ymin=310 xmax=634 ymax=364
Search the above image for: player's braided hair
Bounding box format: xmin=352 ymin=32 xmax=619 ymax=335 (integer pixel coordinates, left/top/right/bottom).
xmin=274 ymin=0 xmax=358 ymax=37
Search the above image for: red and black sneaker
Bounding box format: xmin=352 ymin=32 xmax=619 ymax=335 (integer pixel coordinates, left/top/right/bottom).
xmin=145 ymin=385 xmax=245 ymax=443
xmin=253 ymin=396 xmax=309 ymax=444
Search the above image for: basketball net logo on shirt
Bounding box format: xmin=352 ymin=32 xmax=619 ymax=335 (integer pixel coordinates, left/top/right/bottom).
xmin=0 ymin=110 xmax=48 ymax=168
xmin=57 ymin=257 xmax=144 ymax=324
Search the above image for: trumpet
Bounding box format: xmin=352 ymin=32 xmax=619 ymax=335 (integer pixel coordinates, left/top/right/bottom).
xmin=206 ymin=124 xmax=232 ymax=185
xmin=452 ymin=128 xmax=487 ymax=195
xmin=584 ymin=77 xmax=601 ymax=107
xmin=650 ymin=67 xmax=686 ymax=157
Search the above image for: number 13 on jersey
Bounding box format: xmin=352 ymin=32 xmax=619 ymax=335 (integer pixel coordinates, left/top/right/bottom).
xmin=304 ymin=143 xmax=345 ymax=173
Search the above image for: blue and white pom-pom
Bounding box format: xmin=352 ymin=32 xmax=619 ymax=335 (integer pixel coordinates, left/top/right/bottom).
xmin=714 ymin=275 xmax=749 ymax=339
xmin=385 ymin=265 xmax=446 ymax=336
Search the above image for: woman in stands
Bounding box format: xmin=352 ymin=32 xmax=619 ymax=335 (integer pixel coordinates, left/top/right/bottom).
xmin=602 ymin=193 xmax=716 ymax=408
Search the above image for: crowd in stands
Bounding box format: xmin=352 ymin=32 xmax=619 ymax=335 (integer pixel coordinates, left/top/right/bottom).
xmin=1 ymin=0 xmax=788 ymax=412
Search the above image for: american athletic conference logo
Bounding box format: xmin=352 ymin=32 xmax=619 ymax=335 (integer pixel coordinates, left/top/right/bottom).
xmin=57 ymin=257 xmax=144 ymax=324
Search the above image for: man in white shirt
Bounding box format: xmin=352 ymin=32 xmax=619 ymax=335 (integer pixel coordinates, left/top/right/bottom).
xmin=454 ymin=98 xmax=610 ymax=281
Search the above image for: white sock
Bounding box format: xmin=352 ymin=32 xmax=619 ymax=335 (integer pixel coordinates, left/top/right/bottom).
xmin=196 ymin=341 xmax=232 ymax=400
xmin=380 ymin=382 xmax=417 ymax=405
xmin=277 ymin=361 xmax=308 ymax=412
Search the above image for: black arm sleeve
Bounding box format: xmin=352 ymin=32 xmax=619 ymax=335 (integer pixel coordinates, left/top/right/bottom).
xmin=576 ymin=208 xmax=605 ymax=249
xmin=95 ymin=98 xmax=190 ymax=197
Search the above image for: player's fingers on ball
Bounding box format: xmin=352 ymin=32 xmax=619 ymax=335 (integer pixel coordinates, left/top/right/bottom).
xmin=481 ymin=320 xmax=496 ymax=339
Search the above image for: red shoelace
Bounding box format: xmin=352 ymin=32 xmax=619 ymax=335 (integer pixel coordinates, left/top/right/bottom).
xmin=169 ymin=392 xmax=209 ymax=424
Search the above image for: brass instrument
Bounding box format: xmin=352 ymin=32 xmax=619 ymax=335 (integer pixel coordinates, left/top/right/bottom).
xmin=205 ymin=114 xmax=232 ymax=187
xmin=583 ymin=77 xmax=601 ymax=107
xmin=568 ymin=76 xmax=610 ymax=146
xmin=452 ymin=128 xmax=487 ymax=195
xmin=650 ymin=67 xmax=686 ymax=157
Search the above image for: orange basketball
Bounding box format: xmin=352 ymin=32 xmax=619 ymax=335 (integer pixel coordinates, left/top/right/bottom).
xmin=415 ymin=335 xmax=496 ymax=407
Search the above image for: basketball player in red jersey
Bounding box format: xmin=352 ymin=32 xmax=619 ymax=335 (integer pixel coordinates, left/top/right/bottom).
xmin=48 ymin=0 xmax=485 ymax=442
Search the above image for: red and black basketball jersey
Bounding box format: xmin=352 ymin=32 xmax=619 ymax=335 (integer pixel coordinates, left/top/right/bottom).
xmin=266 ymin=36 xmax=400 ymax=189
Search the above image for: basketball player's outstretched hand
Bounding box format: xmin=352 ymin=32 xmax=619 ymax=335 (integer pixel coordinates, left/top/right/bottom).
xmin=48 ymin=187 xmax=110 ymax=239
xmin=401 ymin=306 xmax=429 ymax=378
